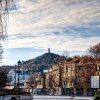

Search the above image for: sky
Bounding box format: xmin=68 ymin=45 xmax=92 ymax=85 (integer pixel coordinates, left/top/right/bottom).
xmin=2 ymin=0 xmax=100 ymax=65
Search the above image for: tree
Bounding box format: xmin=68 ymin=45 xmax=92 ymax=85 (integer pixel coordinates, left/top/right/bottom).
xmin=88 ymin=43 xmax=100 ymax=58
xmin=0 ymin=0 xmax=16 ymax=63
xmin=30 ymin=72 xmax=39 ymax=89
xmin=0 ymin=45 xmax=3 ymax=64
xmin=62 ymin=50 xmax=70 ymax=58
xmin=0 ymin=0 xmax=16 ymax=35
xmin=0 ymin=71 xmax=8 ymax=89
xmin=75 ymin=63 xmax=96 ymax=95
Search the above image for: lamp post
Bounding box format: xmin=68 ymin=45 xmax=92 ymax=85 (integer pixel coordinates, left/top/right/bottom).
xmin=17 ymin=60 xmax=21 ymax=90
xmin=14 ymin=64 xmax=17 ymax=89
xmin=63 ymin=73 xmax=67 ymax=95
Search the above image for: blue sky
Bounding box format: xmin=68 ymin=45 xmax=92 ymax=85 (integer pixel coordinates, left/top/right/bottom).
xmin=2 ymin=0 xmax=100 ymax=65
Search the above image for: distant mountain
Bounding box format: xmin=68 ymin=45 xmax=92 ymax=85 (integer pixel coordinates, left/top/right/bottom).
xmin=21 ymin=52 xmax=65 ymax=73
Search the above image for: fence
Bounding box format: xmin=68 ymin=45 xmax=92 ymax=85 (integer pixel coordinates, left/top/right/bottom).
xmin=0 ymin=94 xmax=32 ymax=100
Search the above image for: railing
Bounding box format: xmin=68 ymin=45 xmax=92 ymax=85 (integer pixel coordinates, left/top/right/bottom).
xmin=32 ymin=95 xmax=94 ymax=100
xmin=0 ymin=94 xmax=32 ymax=100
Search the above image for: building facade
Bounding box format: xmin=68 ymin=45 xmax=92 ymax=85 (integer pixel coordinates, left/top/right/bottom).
xmin=8 ymin=69 xmax=31 ymax=90
xmin=43 ymin=60 xmax=100 ymax=96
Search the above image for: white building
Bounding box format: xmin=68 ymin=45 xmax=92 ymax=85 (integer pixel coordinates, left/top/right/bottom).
xmin=8 ymin=69 xmax=31 ymax=89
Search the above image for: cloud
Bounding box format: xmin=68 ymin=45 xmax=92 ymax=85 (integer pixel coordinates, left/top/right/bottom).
xmin=4 ymin=32 xmax=100 ymax=52
xmin=5 ymin=0 xmax=100 ymax=52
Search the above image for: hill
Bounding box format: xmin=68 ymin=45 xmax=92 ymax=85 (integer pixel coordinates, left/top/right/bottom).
xmin=20 ymin=52 xmax=65 ymax=73
xmin=0 ymin=65 xmax=15 ymax=73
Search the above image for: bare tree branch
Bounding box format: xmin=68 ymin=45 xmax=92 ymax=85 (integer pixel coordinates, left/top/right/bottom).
xmin=0 ymin=0 xmax=16 ymax=64
xmin=88 ymin=43 xmax=100 ymax=58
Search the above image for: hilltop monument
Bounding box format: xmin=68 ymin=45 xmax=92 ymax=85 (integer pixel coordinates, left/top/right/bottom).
xmin=48 ymin=48 xmax=51 ymax=53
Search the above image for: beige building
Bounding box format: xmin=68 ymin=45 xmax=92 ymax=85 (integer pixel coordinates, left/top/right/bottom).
xmin=62 ymin=63 xmax=75 ymax=88
xmin=34 ymin=58 xmax=100 ymax=95
xmin=44 ymin=64 xmax=62 ymax=95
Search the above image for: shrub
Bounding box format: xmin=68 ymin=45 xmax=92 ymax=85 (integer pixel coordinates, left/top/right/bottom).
xmin=94 ymin=94 xmax=100 ymax=100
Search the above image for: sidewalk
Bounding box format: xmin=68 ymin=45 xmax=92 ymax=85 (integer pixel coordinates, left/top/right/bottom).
xmin=33 ymin=95 xmax=94 ymax=100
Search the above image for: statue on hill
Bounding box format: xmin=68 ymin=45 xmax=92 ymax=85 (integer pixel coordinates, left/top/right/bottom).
xmin=48 ymin=48 xmax=51 ymax=53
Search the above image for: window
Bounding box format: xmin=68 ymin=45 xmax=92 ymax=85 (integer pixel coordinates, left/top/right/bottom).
xmin=22 ymin=76 xmax=25 ymax=79
xmin=77 ymin=77 xmax=80 ymax=83
xmin=64 ymin=66 xmax=68 ymax=72
xmin=97 ymin=66 xmax=99 ymax=71
xmin=91 ymin=76 xmax=99 ymax=88
xmin=68 ymin=68 xmax=71 ymax=72
xmin=97 ymin=64 xmax=100 ymax=71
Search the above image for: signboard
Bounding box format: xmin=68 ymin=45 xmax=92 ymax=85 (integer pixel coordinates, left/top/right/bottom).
xmin=91 ymin=76 xmax=100 ymax=88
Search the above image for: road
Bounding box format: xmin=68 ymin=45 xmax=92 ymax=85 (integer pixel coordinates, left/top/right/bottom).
xmin=32 ymin=95 xmax=94 ymax=100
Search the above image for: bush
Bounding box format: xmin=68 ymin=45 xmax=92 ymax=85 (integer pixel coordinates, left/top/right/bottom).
xmin=94 ymin=94 xmax=100 ymax=100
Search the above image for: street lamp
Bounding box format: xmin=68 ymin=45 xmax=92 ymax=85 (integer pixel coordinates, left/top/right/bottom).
xmin=14 ymin=64 xmax=17 ymax=89
xmin=63 ymin=73 xmax=67 ymax=95
xmin=17 ymin=60 xmax=21 ymax=90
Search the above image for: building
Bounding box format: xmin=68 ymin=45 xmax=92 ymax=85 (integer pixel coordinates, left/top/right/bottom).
xmin=8 ymin=69 xmax=31 ymax=90
xmin=90 ymin=62 xmax=100 ymax=95
xmin=62 ymin=62 xmax=75 ymax=95
xmin=31 ymin=72 xmax=46 ymax=95
xmin=45 ymin=59 xmax=99 ymax=96
xmin=44 ymin=64 xmax=62 ymax=95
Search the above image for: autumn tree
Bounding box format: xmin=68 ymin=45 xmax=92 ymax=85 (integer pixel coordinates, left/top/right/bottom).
xmin=88 ymin=43 xmax=100 ymax=58
xmin=75 ymin=63 xmax=96 ymax=95
xmin=30 ymin=72 xmax=39 ymax=89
